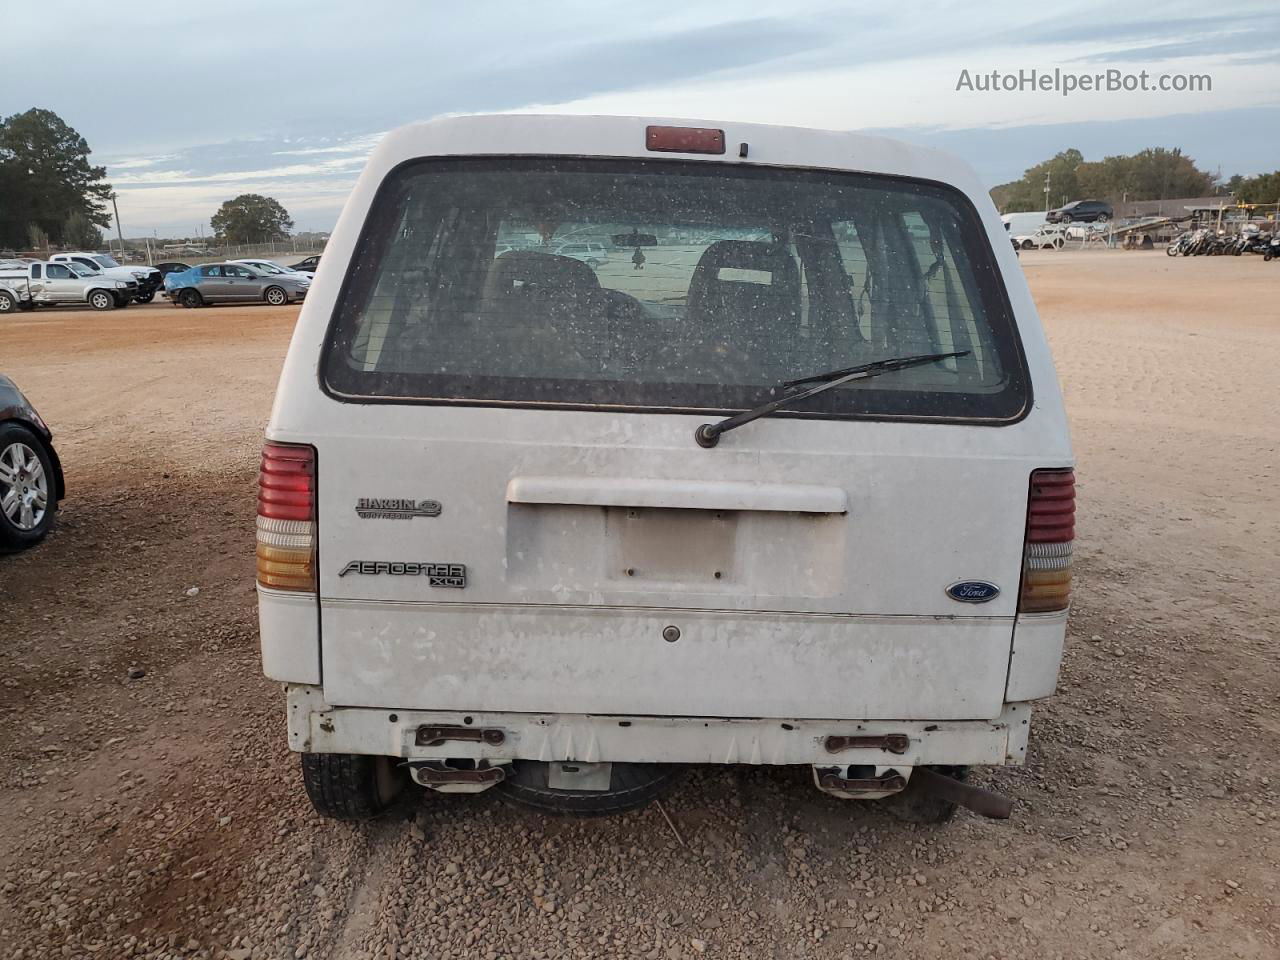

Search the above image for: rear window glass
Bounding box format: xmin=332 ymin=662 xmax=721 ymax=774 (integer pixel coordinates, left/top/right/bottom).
xmin=323 ymin=158 xmax=1028 ymax=421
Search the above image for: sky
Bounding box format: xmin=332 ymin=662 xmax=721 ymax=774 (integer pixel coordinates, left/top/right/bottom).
xmin=3 ymin=0 xmax=1277 ymax=236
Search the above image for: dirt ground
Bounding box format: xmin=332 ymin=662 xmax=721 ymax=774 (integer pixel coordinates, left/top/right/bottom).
xmin=0 ymin=250 xmax=1276 ymax=960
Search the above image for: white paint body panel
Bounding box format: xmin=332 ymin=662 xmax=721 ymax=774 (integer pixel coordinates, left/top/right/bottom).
xmin=262 ymin=114 xmax=1072 ymax=738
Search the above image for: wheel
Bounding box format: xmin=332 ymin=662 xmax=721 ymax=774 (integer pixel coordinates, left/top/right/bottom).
xmin=0 ymin=424 xmax=56 ymax=551
xmin=498 ymin=761 xmax=678 ymax=816
xmin=134 ymin=290 xmax=155 ymax=304
xmin=300 ymin=753 xmax=407 ymax=821
xmin=264 ymin=286 xmax=288 ymax=306
xmin=1096 ymin=213 xmax=1109 ymax=223
xmin=1020 ymin=239 xmax=1034 ymax=250
xmin=89 ymin=289 xmax=115 ymax=311
xmin=0 ymin=290 xmax=16 ymax=313
xmin=880 ymin=766 xmax=968 ymax=824
xmin=178 ymin=288 xmax=203 ymax=308
xmin=1052 ymin=237 xmax=1065 ymax=249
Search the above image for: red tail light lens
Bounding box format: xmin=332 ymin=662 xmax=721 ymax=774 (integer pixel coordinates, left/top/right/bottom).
xmin=257 ymin=442 xmax=316 ymax=593
xmin=1019 ymin=468 xmax=1074 ymax=613
xmin=645 ymin=125 xmax=726 ymax=154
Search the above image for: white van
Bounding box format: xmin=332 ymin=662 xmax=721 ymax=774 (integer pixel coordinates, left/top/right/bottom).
xmin=259 ymin=115 xmax=1074 ymax=824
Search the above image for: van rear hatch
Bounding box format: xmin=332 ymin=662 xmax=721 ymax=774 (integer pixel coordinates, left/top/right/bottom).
xmin=311 ymin=154 xmax=1037 ymax=720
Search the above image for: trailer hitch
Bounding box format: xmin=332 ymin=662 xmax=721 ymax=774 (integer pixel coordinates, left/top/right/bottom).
xmin=816 ymin=769 xmax=908 ymax=795
xmin=407 ymin=761 xmax=506 ymax=786
xmin=912 ymin=767 xmax=1013 ymax=820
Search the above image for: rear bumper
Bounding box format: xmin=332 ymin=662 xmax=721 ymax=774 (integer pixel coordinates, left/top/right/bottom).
xmin=284 ymin=684 xmax=1032 ymax=768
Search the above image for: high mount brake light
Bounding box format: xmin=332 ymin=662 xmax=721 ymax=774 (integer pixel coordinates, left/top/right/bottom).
xmin=645 ymin=125 xmax=726 ymax=155
xmin=257 ymin=442 xmax=316 ymax=593
xmin=1020 ymin=468 xmax=1075 ymax=613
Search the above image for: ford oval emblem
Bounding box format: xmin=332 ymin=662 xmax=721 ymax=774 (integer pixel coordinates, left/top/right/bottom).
xmin=946 ymin=580 xmax=1001 ymax=603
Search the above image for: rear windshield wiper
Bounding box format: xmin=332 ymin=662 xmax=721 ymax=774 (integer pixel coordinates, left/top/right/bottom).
xmin=694 ymin=350 xmax=970 ymax=448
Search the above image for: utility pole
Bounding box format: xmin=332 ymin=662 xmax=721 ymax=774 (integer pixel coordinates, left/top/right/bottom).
xmin=111 ymin=192 xmax=126 ymax=259
xmin=1043 ymin=172 xmax=1051 ymax=213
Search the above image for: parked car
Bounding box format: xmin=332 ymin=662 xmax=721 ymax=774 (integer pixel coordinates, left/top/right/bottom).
xmin=154 ymin=261 xmax=193 ymax=278
xmin=0 ymin=374 xmax=65 ymax=550
xmin=0 ymin=261 xmax=134 ymax=310
xmin=551 ymin=240 xmax=608 ymax=266
xmin=48 ymin=252 xmax=163 ymax=303
xmin=261 ymin=115 xmax=1074 ymax=825
xmin=164 ymin=262 xmax=310 ymax=307
xmin=1046 ymin=200 xmax=1112 ymax=224
xmin=232 ymin=258 xmax=315 ymax=280
xmin=289 ymin=255 xmax=321 ymax=272
xmin=0 ymin=277 xmax=34 ymax=313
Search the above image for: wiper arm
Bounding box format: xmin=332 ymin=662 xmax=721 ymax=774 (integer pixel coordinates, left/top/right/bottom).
xmin=694 ymin=350 xmax=969 ymax=448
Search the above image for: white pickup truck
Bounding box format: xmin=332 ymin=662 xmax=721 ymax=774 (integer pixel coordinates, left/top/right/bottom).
xmin=48 ymin=252 xmax=162 ymax=303
xmin=0 ymin=260 xmax=133 ymax=310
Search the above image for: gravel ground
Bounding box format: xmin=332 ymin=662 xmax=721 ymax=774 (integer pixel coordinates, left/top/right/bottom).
xmin=0 ymin=252 xmax=1277 ymax=960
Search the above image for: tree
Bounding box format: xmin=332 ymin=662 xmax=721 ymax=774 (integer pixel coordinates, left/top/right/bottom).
xmin=990 ymin=149 xmax=1084 ymax=213
xmin=990 ymin=146 xmax=1218 ymax=213
xmin=0 ymin=108 xmax=113 ymax=248
xmin=62 ymin=210 xmax=104 ymax=249
xmin=210 ymin=194 xmax=294 ymax=243
xmin=1233 ymin=171 xmax=1280 ymax=204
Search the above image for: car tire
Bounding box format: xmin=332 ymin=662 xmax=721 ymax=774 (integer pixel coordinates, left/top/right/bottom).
xmin=0 ymin=423 xmax=57 ymax=552
xmin=264 ymin=286 xmax=288 ymax=306
xmin=0 ymin=290 xmax=16 ymax=313
xmin=1020 ymin=239 xmax=1034 ymax=250
xmin=498 ymin=761 xmax=678 ymax=816
xmin=879 ymin=765 xmax=968 ymax=824
xmin=89 ymin=290 xmax=115 ymax=311
xmin=134 ymin=290 xmax=155 ymax=304
xmin=300 ymin=753 xmax=407 ymax=821
xmin=179 ymin=289 xmax=203 ymax=309
xmin=1096 ymin=213 xmax=1109 ymax=223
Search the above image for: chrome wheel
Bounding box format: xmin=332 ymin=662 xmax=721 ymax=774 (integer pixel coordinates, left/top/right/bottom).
xmin=0 ymin=441 xmax=48 ymax=531
xmin=265 ymin=286 xmax=287 ymax=306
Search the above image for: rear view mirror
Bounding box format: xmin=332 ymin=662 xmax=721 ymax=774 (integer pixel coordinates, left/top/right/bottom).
xmin=612 ymin=230 xmax=657 ymax=247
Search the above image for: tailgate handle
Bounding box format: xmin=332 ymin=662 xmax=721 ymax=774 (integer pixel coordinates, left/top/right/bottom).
xmin=415 ymin=725 xmax=506 ymax=747
xmin=824 ymin=733 xmax=911 ymax=754
xmin=506 ymin=477 xmax=848 ymax=514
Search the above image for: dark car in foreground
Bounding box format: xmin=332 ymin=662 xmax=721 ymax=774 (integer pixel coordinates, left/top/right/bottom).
xmin=0 ymin=375 xmax=65 ymax=551
xmin=1046 ymin=199 xmax=1113 ymax=223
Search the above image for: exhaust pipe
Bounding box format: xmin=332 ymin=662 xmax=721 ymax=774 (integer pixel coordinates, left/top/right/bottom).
xmin=912 ymin=767 xmax=1014 ymax=820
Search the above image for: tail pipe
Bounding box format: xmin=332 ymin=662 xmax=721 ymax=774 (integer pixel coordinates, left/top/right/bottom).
xmin=912 ymin=767 xmax=1014 ymax=820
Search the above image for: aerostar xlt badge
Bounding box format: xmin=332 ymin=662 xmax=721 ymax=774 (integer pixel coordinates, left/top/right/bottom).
xmin=339 ymin=561 xmax=467 ymax=588
xmin=355 ymin=497 xmax=442 ymax=520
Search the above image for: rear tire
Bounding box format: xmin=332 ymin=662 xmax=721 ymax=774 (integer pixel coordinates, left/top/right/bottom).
xmin=179 ymin=288 xmax=203 ymax=308
xmin=264 ymin=286 xmax=288 ymax=306
xmin=89 ymin=290 xmax=115 ymax=311
xmin=135 ymin=290 xmax=155 ymax=304
xmin=300 ymin=753 xmax=407 ymax=821
xmin=498 ymin=761 xmax=678 ymax=816
xmin=0 ymin=290 xmax=16 ymax=313
xmin=880 ymin=765 xmax=968 ymax=824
